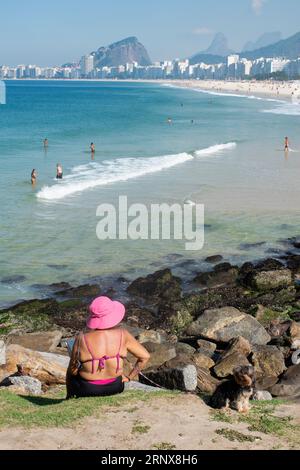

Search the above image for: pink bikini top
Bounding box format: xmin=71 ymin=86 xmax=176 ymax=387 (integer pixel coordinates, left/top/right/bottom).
xmin=80 ymin=330 xmax=125 ymax=374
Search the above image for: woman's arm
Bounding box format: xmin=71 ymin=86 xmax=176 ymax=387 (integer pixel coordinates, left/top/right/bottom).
xmin=123 ymin=331 xmax=150 ymax=382
xmin=66 ymin=336 xmax=80 ymax=399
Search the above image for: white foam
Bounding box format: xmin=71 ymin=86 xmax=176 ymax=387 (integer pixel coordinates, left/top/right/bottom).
xmin=262 ymin=102 xmax=300 ymax=116
xmin=194 ymin=142 xmax=237 ymax=157
xmin=37 ymin=152 xmax=194 ymax=201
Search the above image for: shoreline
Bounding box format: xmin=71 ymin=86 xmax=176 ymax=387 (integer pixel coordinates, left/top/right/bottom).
xmin=5 ymin=78 xmax=300 ymax=101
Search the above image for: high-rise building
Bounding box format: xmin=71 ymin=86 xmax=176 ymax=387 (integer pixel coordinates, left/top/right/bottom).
xmin=80 ymin=55 xmax=94 ymax=77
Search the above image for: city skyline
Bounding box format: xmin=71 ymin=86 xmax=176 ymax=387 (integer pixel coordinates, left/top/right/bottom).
xmin=1 ymin=0 xmax=300 ymax=66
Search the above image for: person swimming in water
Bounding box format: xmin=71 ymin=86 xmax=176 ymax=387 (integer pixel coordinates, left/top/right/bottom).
xmin=31 ymin=169 xmax=37 ymax=185
xmin=56 ymin=163 xmax=63 ymax=179
xmin=284 ymin=137 xmax=289 ymax=151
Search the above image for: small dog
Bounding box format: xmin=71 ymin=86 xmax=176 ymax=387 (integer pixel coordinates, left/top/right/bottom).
xmin=210 ymin=365 xmax=256 ymax=413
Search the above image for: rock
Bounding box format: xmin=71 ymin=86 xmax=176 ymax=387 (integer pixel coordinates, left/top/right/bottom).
xmin=221 ymin=336 xmax=252 ymax=360
xmin=205 ymin=255 xmax=223 ymax=264
xmin=39 ymin=352 xmax=70 ymax=369
xmin=141 ymin=365 xmax=197 ymax=392
xmin=239 ymin=242 xmax=266 ymax=251
xmin=255 ymin=258 xmax=285 ymax=271
xmin=290 ymin=312 xmax=300 ymax=322
xmin=252 ymin=270 xmax=293 ymax=292
xmin=0 ymin=345 xmax=67 ymax=385
xmin=175 ymin=343 xmax=196 ymax=356
xmin=196 ymin=339 xmax=217 ymax=358
xmin=137 ymin=330 xmax=162 ymax=344
xmin=290 ymin=322 xmax=300 ymax=339
xmin=194 ymin=263 xmax=238 ymax=288
xmin=254 ymin=305 xmax=291 ymax=328
xmin=193 ymin=352 xmax=215 ymax=369
xmin=255 ymin=376 xmax=279 ymax=391
xmin=124 ymin=381 xmax=163 ymax=392
xmin=186 ymin=307 xmax=271 ymax=345
xmin=56 ymin=284 xmax=101 ymax=299
xmin=3 ymin=376 xmax=42 ymax=395
xmin=127 ymin=269 xmax=182 ymax=302
xmin=124 ymin=303 xmax=156 ymax=330
xmin=157 ymin=300 xmax=194 ymax=336
xmin=196 ymin=367 xmax=220 ymax=394
xmin=1 ymin=275 xmax=26 ymax=284
xmin=253 ymin=390 xmax=273 ymax=401
xmin=214 ymin=352 xmax=251 ymax=378
xmin=0 ymin=299 xmax=60 ymax=336
xmin=270 ymin=364 xmax=300 ymax=398
xmin=251 ymin=345 xmax=286 ymax=379
xmin=6 ymin=331 xmax=63 ymax=353
xmin=0 ymin=341 xmax=5 ymax=365
xmin=286 ymin=255 xmax=300 ymax=273
xmin=164 ymin=354 xmax=194 ymax=369
xmin=291 ymin=339 xmax=300 ymax=351
xmin=143 ymin=342 xmax=176 ymax=370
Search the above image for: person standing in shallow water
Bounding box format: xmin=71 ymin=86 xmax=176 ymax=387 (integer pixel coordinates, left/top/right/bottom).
xmin=43 ymin=138 xmax=48 ymax=148
xmin=284 ymin=137 xmax=289 ymax=152
xmin=56 ymin=163 xmax=63 ymax=179
xmin=90 ymin=142 xmax=95 ymax=160
xmin=31 ymin=169 xmax=37 ymax=185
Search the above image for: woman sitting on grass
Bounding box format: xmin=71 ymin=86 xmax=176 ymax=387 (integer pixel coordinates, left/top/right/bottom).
xmin=66 ymin=296 xmax=150 ymax=399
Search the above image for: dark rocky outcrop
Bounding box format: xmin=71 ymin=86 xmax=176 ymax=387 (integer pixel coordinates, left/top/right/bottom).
xmin=92 ymin=37 xmax=151 ymax=67
xmin=127 ymin=269 xmax=182 ymax=303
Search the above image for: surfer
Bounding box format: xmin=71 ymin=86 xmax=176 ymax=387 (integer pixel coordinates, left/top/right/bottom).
xmin=31 ymin=169 xmax=37 ymax=185
xmin=56 ymin=163 xmax=63 ymax=179
xmin=284 ymin=137 xmax=289 ymax=152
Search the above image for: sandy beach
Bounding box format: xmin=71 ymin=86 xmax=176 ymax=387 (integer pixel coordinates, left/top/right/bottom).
xmin=166 ymin=79 xmax=300 ymax=101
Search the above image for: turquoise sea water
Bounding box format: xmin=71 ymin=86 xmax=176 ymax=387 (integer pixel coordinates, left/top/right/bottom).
xmin=0 ymin=80 xmax=300 ymax=306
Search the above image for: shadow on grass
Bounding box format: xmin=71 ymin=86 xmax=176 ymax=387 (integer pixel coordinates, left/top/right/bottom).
xmin=20 ymin=396 xmax=65 ymax=406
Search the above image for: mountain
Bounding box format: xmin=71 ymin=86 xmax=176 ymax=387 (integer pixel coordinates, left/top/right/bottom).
xmin=242 ymin=32 xmax=300 ymax=60
xmin=204 ymin=33 xmax=233 ymax=56
xmin=242 ymin=32 xmax=282 ymax=52
xmin=190 ymin=32 xmax=232 ymax=65
xmin=92 ymin=37 xmax=151 ymax=67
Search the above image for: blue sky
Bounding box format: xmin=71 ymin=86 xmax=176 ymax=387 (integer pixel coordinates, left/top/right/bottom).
xmin=1 ymin=0 xmax=300 ymax=65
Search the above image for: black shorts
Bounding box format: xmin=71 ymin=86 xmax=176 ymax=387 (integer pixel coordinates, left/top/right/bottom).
xmin=69 ymin=375 xmax=124 ymax=398
xmin=56 ymin=174 xmax=63 ymax=179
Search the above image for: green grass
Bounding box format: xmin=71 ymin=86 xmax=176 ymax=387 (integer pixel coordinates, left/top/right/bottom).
xmin=211 ymin=400 xmax=300 ymax=445
xmin=215 ymin=428 xmax=261 ymax=443
xmin=152 ymin=442 xmax=177 ymax=450
xmin=0 ymin=387 xmax=176 ymax=429
xmin=132 ymin=422 xmax=151 ymax=434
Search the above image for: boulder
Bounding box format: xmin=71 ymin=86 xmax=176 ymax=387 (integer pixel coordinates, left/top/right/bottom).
xmin=193 ymin=352 xmax=215 ymax=369
xmin=254 ymin=305 xmax=291 ymax=328
xmin=270 ymin=364 xmax=300 ymax=398
xmin=141 ymin=365 xmax=197 ymax=392
xmin=137 ymin=330 xmax=162 ymax=344
xmin=0 ymin=345 xmax=67 ymax=385
xmin=253 ymin=390 xmax=273 ymax=401
xmin=205 ymin=255 xmax=223 ymax=264
xmin=196 ymin=339 xmax=217 ymax=358
xmin=220 ymin=336 xmax=252 ymax=360
xmin=255 ymin=376 xmax=279 ymax=391
xmin=164 ymin=354 xmax=194 ymax=369
xmin=0 ymin=341 xmax=5 ymax=365
xmin=158 ymin=300 xmax=194 ymax=336
xmin=124 ymin=303 xmax=156 ymax=330
xmin=127 ymin=269 xmax=182 ymax=302
xmin=196 ymin=367 xmax=220 ymax=394
xmin=251 ymin=345 xmax=286 ymax=379
xmin=214 ymin=352 xmax=251 ymax=379
xmin=194 ymin=263 xmax=238 ymax=288
xmin=290 ymin=322 xmax=300 ymax=340
xmin=6 ymin=331 xmax=63 ymax=353
xmin=175 ymin=343 xmax=196 ymax=356
xmin=142 ymin=342 xmax=176 ymax=370
xmin=252 ymin=270 xmax=293 ymax=292
xmin=56 ymin=284 xmax=101 ymax=299
xmin=2 ymin=376 xmax=42 ymax=396
xmin=185 ymin=307 xmax=271 ymax=345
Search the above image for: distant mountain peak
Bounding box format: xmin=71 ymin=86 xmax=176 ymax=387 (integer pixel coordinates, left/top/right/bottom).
xmin=92 ymin=37 xmax=151 ymax=67
xmin=242 ymin=32 xmax=282 ymax=52
xmin=204 ymin=32 xmax=233 ymax=57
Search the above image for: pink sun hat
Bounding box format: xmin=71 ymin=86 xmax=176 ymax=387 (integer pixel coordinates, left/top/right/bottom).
xmin=87 ymin=296 xmax=125 ymax=330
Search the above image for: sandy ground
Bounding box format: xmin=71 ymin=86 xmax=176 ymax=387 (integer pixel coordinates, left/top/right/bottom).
xmin=167 ymin=79 xmax=300 ymax=101
xmin=0 ymin=394 xmax=299 ymax=450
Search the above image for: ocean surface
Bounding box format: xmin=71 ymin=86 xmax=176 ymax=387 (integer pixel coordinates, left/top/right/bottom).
xmin=0 ymin=80 xmax=300 ymax=307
